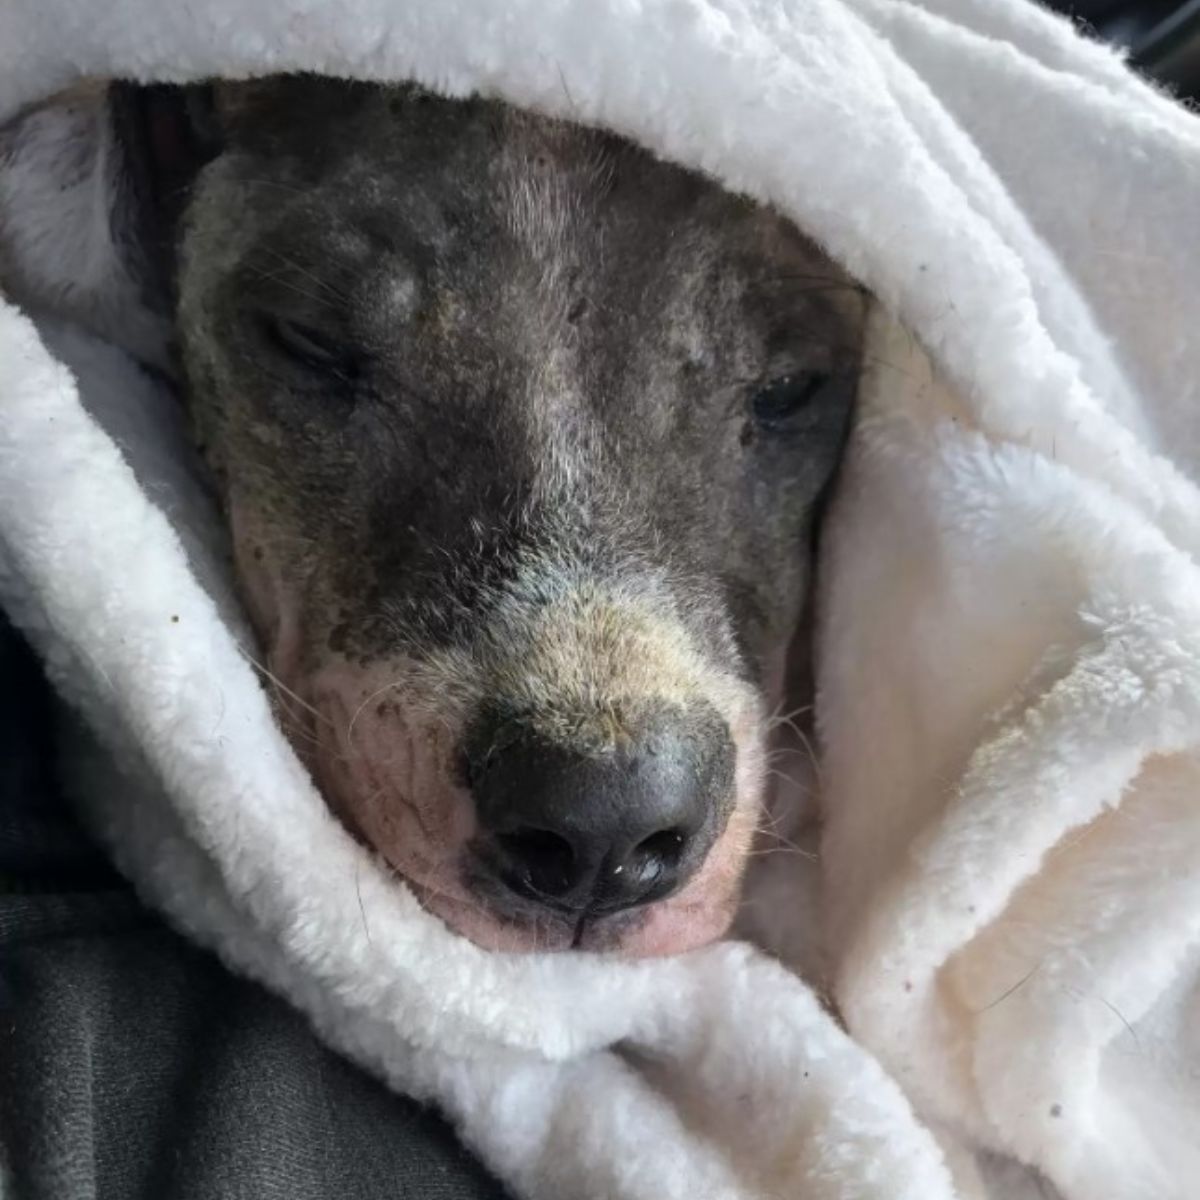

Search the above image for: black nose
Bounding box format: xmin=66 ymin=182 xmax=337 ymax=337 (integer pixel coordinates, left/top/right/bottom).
xmin=465 ymin=708 xmax=734 ymax=918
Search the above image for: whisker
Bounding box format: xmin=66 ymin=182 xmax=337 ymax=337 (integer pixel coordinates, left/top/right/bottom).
xmin=759 ymin=273 xmax=870 ymax=294
xmin=764 ymin=703 xmax=814 ymax=732
xmin=227 ymin=176 xmax=312 ymax=198
xmin=259 ymin=245 xmax=353 ymax=304
xmin=857 ymin=351 xmax=928 ymax=386
xmin=243 ymin=265 xmax=346 ymax=314
xmin=763 ymin=766 xmax=796 ymax=784
xmin=752 ymin=800 xmax=800 ymax=838
xmin=765 ymin=710 xmax=823 ymax=786
xmin=750 ymin=821 xmax=818 ymax=860
xmin=791 ymin=726 xmax=822 ymax=785
xmin=240 ymin=649 xmax=336 ymax=728
xmin=764 ymin=747 xmax=815 ymax=762
xmin=744 ymin=844 xmax=818 ymax=861
xmin=346 ymin=679 xmax=409 ymax=746
xmin=399 ymin=871 xmax=494 ymax=924
xmin=274 ymin=711 xmax=325 ymax=750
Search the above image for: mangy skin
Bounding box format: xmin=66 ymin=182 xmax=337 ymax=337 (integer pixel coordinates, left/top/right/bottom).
xmin=173 ymin=77 xmax=867 ymax=955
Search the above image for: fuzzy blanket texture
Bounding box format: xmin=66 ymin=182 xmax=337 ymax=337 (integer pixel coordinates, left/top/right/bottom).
xmin=1 ymin=2 xmax=1199 ymax=1198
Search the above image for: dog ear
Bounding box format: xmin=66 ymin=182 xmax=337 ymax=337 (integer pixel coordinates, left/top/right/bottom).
xmin=0 ymin=81 xmax=213 ymax=365
xmin=0 ymin=76 xmax=360 ymax=367
xmin=108 ymin=81 xmax=224 ymax=285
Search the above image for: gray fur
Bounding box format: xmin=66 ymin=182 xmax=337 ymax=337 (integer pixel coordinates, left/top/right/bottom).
xmin=170 ymin=77 xmax=866 ymax=951
xmin=179 ymin=78 xmax=863 ymax=673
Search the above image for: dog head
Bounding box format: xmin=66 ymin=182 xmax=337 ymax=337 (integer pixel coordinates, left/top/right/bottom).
xmin=167 ymin=78 xmax=865 ymax=954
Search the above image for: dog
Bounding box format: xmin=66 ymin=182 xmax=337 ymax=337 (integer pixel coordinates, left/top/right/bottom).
xmin=5 ymin=76 xmax=867 ymax=956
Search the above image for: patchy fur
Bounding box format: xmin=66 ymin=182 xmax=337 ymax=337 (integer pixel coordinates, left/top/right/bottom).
xmin=174 ymin=79 xmax=865 ymax=953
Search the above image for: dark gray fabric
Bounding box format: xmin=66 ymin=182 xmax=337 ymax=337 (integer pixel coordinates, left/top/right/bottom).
xmin=0 ymin=613 xmax=509 ymax=1200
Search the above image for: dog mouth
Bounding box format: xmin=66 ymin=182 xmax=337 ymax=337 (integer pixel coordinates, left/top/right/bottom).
xmin=402 ymin=801 xmax=759 ymax=958
xmin=407 ymin=873 xmax=652 ymax=954
xmin=296 ymin=645 xmax=765 ymax=959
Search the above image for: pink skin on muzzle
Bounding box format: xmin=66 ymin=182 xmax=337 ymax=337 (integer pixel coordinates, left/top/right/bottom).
xmin=306 ymin=661 xmax=764 ymax=956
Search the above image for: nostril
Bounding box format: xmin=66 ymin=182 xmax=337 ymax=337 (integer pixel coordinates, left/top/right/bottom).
xmin=617 ymin=827 xmax=688 ymax=897
xmin=496 ymin=828 xmax=577 ymax=898
xmin=635 ymin=827 xmax=687 ymax=868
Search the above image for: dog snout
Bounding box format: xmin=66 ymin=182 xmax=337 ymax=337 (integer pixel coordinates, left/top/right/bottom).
xmin=465 ymin=705 xmax=736 ymax=919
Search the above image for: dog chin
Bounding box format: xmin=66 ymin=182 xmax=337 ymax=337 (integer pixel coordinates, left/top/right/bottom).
xmin=405 ymin=804 xmax=754 ymax=957
xmin=410 ymin=879 xmax=740 ymax=957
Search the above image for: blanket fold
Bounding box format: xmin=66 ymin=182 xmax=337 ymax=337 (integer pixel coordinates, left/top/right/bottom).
xmin=2 ymin=3 xmax=1197 ymax=1198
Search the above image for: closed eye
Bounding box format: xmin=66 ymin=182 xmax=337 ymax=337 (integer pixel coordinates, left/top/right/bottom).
xmin=260 ymin=312 xmax=360 ymax=380
xmin=749 ymin=372 xmax=830 ymax=428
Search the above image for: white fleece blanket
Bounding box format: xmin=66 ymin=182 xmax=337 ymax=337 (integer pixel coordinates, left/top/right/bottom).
xmin=2 ymin=2 xmax=1199 ymax=1198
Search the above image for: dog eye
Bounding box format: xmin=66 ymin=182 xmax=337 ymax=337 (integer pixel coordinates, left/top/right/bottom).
xmin=261 ymin=313 xmax=358 ymax=378
xmin=749 ymin=372 xmax=829 ymax=428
